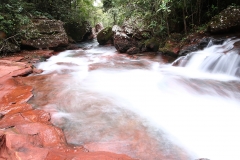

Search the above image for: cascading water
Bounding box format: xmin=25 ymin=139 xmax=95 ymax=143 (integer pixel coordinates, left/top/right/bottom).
xmin=178 ymin=38 xmax=240 ymax=77
xmin=28 ymin=38 xmax=240 ymax=160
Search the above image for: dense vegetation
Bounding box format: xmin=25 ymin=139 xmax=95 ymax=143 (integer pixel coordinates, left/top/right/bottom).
xmin=0 ymin=0 xmax=97 ymax=38
xmin=0 ymin=0 xmax=239 ymax=49
xmin=103 ymin=0 xmax=240 ymax=37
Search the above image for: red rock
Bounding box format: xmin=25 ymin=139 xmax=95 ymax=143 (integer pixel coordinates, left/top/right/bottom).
xmin=33 ymin=68 xmax=43 ymax=74
xmin=0 ymin=131 xmax=49 ymax=160
xmin=1 ymin=56 xmax=24 ymax=62
xmin=0 ymin=113 xmax=30 ymax=128
xmin=11 ymin=67 xmax=33 ymax=77
xmin=21 ymin=110 xmax=51 ymax=123
xmin=0 ymin=103 xmax=32 ymax=115
xmin=1 ymin=85 xmax=33 ymax=105
xmin=15 ymin=123 xmax=66 ymax=147
xmin=73 ymin=151 xmax=135 ymax=160
xmin=0 ymin=52 xmax=136 ymax=160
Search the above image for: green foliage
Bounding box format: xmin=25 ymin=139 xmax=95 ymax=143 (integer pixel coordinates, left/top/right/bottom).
xmin=0 ymin=0 xmax=31 ymax=36
xmin=102 ymin=0 xmax=240 ymax=37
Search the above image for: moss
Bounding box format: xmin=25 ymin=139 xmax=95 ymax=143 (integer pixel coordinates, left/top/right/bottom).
xmin=97 ymin=27 xmax=113 ymax=45
xmin=144 ymin=37 xmax=160 ymax=52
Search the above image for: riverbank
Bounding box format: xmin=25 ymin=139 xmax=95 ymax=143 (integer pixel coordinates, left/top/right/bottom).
xmin=0 ymin=49 xmax=135 ymax=160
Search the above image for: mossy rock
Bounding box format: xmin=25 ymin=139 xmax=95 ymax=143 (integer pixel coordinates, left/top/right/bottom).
xmin=208 ymin=5 xmax=240 ymax=33
xmin=144 ymin=38 xmax=160 ymax=52
xmin=97 ymin=27 xmax=113 ymax=45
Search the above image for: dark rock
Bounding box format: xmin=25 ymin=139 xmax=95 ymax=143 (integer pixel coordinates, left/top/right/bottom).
xmin=113 ymin=33 xmax=137 ymax=53
xmin=179 ymin=37 xmax=225 ymax=56
xmin=21 ymin=18 xmax=68 ymax=49
xmin=0 ymin=39 xmax=20 ymax=54
xmin=144 ymin=38 xmax=160 ymax=52
xmin=97 ymin=27 xmax=113 ymax=45
xmin=208 ymin=6 xmax=240 ymax=33
xmin=64 ymin=21 xmax=92 ymax=42
xmin=113 ymin=25 xmax=155 ymax=54
xmin=126 ymin=47 xmax=140 ymax=54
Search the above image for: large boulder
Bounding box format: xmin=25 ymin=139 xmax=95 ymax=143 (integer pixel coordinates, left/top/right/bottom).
xmin=97 ymin=27 xmax=113 ymax=45
xmin=113 ymin=25 xmax=155 ymax=54
xmin=64 ymin=21 xmax=92 ymax=42
xmin=208 ymin=6 xmax=240 ymax=33
xmin=21 ymin=17 xmax=68 ymax=49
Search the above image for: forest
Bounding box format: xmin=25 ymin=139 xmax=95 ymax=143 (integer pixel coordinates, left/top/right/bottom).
xmin=0 ymin=0 xmax=240 ymax=51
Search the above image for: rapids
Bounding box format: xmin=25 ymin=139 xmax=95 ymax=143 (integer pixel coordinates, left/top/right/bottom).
xmin=29 ymin=39 xmax=240 ymax=160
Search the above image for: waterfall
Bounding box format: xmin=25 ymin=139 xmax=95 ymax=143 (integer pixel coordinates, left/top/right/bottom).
xmin=177 ymin=38 xmax=240 ymax=77
xmin=31 ymin=39 xmax=240 ymax=160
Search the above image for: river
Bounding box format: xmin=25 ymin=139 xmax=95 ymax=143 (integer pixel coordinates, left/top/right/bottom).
xmin=27 ymin=38 xmax=240 ymax=160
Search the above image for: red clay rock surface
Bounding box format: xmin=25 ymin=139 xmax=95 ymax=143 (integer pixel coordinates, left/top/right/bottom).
xmin=0 ymin=50 xmax=134 ymax=160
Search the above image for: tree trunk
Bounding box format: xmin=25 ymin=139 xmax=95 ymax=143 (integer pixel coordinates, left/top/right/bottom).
xmin=183 ymin=0 xmax=187 ymax=34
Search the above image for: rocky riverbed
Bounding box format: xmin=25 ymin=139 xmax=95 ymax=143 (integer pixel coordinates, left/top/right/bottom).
xmin=0 ymin=50 xmax=134 ymax=160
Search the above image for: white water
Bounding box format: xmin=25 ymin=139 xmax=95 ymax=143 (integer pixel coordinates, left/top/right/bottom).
xmin=35 ymin=39 xmax=240 ymax=160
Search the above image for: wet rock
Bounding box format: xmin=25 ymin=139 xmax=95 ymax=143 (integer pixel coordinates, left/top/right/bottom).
xmin=127 ymin=47 xmax=140 ymax=54
xmin=1 ymin=85 xmax=33 ymax=105
xmin=0 ymin=103 xmax=32 ymax=115
xmin=15 ymin=123 xmax=66 ymax=147
xmin=21 ymin=17 xmax=68 ymax=49
xmin=33 ymin=68 xmax=43 ymax=74
xmin=208 ymin=5 xmax=240 ymax=33
xmin=157 ymin=33 xmax=183 ymax=59
xmin=0 ymin=132 xmax=48 ymax=160
xmin=0 ymin=52 xmax=136 ymax=160
xmin=179 ymin=37 xmax=225 ymax=56
xmin=97 ymin=27 xmax=114 ymax=45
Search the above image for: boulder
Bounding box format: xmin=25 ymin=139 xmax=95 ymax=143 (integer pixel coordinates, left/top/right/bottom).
xmin=97 ymin=27 xmax=113 ymax=45
xmin=21 ymin=17 xmax=68 ymax=49
xmin=113 ymin=33 xmax=137 ymax=53
xmin=64 ymin=21 xmax=92 ymax=42
xmin=208 ymin=6 xmax=240 ymax=33
xmin=113 ymin=25 xmax=158 ymax=54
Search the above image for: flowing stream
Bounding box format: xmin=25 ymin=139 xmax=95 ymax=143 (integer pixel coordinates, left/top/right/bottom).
xmin=28 ymin=39 xmax=240 ymax=160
